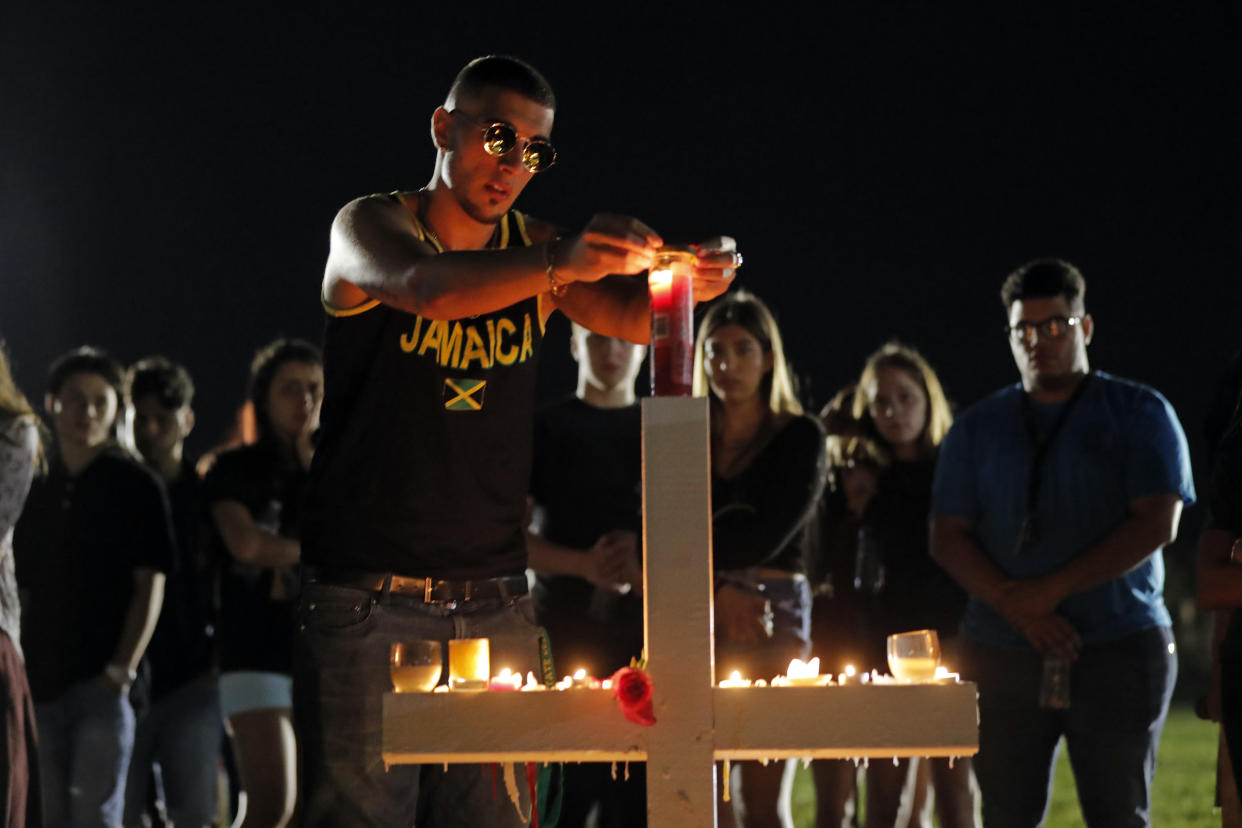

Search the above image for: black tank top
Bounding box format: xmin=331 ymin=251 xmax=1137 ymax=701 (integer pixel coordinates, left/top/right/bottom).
xmin=303 ymin=195 xmax=546 ymax=579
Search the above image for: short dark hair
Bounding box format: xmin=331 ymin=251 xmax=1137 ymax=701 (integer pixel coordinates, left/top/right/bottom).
xmin=248 ymin=338 xmax=322 ymax=444
xmin=47 ymin=346 xmax=127 ymax=402
xmin=1001 ymin=258 xmax=1086 ymax=312
xmin=448 ymin=55 xmax=556 ymax=110
xmin=130 ymin=356 xmax=194 ymax=410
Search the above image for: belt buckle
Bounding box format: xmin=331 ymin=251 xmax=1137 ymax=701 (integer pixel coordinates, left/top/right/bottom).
xmin=423 ymin=578 xmax=458 ymax=608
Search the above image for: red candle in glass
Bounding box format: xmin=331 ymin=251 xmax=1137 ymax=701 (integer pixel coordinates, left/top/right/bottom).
xmin=648 ymin=245 xmax=696 ymax=397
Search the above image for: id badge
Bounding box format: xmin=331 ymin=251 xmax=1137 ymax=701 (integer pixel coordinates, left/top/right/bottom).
xmin=1014 ymin=515 xmax=1040 ymax=556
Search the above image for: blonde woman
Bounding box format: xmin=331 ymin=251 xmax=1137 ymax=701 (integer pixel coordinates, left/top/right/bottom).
xmin=694 ymin=291 xmax=827 ymax=828
xmin=851 ymin=341 xmax=976 ymax=828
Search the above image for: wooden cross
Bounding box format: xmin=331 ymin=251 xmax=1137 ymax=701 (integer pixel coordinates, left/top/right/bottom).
xmin=384 ymin=397 xmax=978 ymax=826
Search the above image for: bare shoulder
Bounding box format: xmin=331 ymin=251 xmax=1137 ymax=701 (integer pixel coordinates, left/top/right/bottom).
xmin=324 ymin=192 xmax=426 ymax=309
xmin=334 ymin=191 xmax=414 ymax=232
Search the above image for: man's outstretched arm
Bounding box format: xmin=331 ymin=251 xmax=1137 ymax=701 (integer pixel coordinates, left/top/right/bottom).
xmin=324 ymin=196 xmax=662 ymax=323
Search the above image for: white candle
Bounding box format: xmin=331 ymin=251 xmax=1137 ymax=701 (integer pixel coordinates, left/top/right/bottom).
xmin=718 ymin=670 xmax=752 ymax=688
xmin=778 ymin=657 xmax=828 ymax=686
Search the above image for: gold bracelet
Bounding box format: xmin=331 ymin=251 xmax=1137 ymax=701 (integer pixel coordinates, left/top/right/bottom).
xmin=545 ymin=237 xmax=568 ymax=297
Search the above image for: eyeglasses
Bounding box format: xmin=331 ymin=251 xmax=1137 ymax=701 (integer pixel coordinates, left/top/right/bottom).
xmin=450 ymin=110 xmax=557 ymax=173
xmin=1007 ymin=315 xmax=1082 ymax=344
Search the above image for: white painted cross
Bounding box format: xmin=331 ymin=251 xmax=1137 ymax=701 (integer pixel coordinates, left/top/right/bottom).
xmin=384 ymin=397 xmax=978 ymax=826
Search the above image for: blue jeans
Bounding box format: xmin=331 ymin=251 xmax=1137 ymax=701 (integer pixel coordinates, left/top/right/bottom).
xmin=36 ymin=677 xmax=136 ymax=828
xmin=962 ymin=626 xmax=1176 ymax=828
xmin=122 ymin=675 xmax=221 ymax=828
xmin=293 ymin=581 xmax=546 ymax=827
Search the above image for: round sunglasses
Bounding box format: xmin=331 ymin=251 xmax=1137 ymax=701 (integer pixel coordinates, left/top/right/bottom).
xmin=450 ymin=110 xmax=557 ymax=173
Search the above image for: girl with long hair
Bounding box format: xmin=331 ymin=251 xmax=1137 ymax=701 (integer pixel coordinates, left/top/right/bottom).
xmin=693 ymin=291 xmax=827 ymax=828
xmin=206 ymin=339 xmax=323 ymax=828
xmin=849 ymin=341 xmax=976 ymax=827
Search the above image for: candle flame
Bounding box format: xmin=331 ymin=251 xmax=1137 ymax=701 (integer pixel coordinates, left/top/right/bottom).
xmin=648 ymin=268 xmax=673 ymax=290
xmin=573 ymin=668 xmax=587 ymax=680
xmin=845 ymin=664 xmax=856 ymax=678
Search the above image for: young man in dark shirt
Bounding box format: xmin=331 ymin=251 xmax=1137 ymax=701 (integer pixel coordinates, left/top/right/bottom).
xmin=296 ymin=55 xmax=737 ymax=826
xmin=123 ymin=356 xmax=220 ymax=828
xmin=15 ymin=347 xmax=173 ymax=827
xmin=528 ymin=322 xmax=647 ymax=827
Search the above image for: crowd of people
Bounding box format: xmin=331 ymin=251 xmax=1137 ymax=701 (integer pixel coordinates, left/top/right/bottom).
xmin=0 ymin=52 xmax=1229 ymax=828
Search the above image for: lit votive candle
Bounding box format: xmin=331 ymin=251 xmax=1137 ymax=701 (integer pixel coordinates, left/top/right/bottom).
xmin=778 ymin=657 xmax=827 ymax=686
xmin=569 ymin=669 xmax=598 ymax=689
xmin=447 ymin=638 xmax=489 ymax=690
xmin=838 ymin=664 xmax=859 ymax=685
xmin=647 ymin=246 xmax=697 ymax=397
xmin=718 ymin=670 xmax=752 ymax=688
xmin=488 ymin=667 xmax=522 ymax=691
xmin=934 ymin=666 xmax=961 ymax=683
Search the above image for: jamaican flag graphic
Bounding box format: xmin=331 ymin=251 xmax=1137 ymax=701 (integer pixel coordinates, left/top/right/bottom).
xmin=443 ymin=378 xmax=486 ymax=411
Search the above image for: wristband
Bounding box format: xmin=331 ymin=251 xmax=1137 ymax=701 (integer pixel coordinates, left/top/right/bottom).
xmin=105 ymin=663 xmax=137 ymax=687
xmin=545 ymin=237 xmax=568 ymax=298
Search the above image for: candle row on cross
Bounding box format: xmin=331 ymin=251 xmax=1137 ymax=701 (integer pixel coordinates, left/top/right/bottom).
xmin=389 ymin=629 xmax=964 ymax=694
xmin=718 ymin=630 xmax=963 ymax=688
xmin=390 ymin=637 xmax=624 ymax=694
xmin=717 ymin=658 xmax=961 ymax=688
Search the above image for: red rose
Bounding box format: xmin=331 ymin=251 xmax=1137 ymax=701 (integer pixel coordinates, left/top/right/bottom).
xmin=610 ymin=666 xmax=656 ymax=726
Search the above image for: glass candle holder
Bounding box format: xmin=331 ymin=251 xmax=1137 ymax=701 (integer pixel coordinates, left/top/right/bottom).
xmin=648 ymin=245 xmax=697 ymax=397
xmin=447 ymin=638 xmax=490 ymax=690
xmin=390 ymin=640 xmax=442 ymax=692
xmin=886 ymin=629 xmax=941 ymax=683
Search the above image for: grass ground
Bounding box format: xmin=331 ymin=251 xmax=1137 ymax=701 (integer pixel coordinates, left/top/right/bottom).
xmin=787 ymin=704 xmax=1219 ymax=826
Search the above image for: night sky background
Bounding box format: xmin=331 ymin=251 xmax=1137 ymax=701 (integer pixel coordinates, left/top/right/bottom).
xmin=3 ymin=5 xmax=1239 ymax=649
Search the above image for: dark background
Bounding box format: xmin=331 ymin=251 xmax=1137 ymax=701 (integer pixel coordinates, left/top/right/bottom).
xmin=3 ymin=5 xmax=1239 ymax=676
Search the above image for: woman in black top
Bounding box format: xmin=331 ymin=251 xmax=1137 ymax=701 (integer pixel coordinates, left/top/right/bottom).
xmin=693 ymin=291 xmax=827 ymax=828
xmin=850 ymin=342 xmax=975 ymax=828
xmin=206 ymin=339 xmax=322 ymax=828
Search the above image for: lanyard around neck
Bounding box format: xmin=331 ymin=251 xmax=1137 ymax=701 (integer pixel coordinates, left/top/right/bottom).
xmin=1016 ymin=372 xmax=1093 ymax=552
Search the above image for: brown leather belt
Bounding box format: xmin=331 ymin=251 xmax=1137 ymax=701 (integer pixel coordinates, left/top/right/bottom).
xmin=306 ymin=566 xmax=527 ymax=606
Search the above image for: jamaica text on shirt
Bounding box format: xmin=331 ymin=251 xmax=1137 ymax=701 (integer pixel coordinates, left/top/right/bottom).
xmin=399 ymin=311 xmax=535 ymax=370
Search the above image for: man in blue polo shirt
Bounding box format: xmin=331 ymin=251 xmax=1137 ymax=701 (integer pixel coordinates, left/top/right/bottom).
xmin=930 ymin=258 xmax=1194 ymax=827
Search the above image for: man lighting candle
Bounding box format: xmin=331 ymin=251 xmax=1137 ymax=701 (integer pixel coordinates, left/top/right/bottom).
xmin=294 ymin=55 xmax=737 ymax=827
